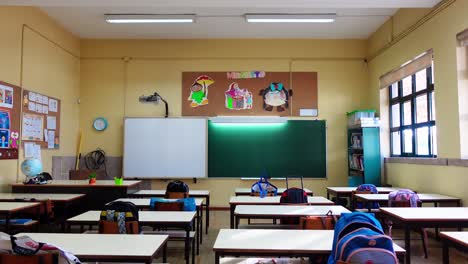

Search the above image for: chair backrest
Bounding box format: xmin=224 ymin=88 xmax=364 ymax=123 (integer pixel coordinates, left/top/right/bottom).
xmin=0 ymin=253 xmax=59 ymax=264
xmin=165 ymin=192 xmax=188 ymax=199
xmin=152 ymin=201 xmax=184 ymax=211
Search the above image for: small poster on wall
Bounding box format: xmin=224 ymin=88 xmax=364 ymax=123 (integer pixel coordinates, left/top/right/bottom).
xmin=0 ymin=84 xmax=14 ymax=109
xmin=188 ymin=75 xmax=214 ymax=107
xmin=22 ymin=113 xmax=44 ymax=141
xmin=224 ymin=82 xmax=253 ymax=110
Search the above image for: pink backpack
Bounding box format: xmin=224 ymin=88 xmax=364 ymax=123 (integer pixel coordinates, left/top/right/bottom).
xmin=388 ymin=189 xmax=420 ymax=207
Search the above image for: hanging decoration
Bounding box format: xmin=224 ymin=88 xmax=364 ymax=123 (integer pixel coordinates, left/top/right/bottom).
xmin=188 ymin=75 xmax=214 ymax=107
xmin=224 ymin=82 xmax=253 ymax=110
xmin=259 ymin=82 xmax=293 ymax=112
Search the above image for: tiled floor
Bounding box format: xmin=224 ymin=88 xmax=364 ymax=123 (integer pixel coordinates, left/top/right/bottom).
xmin=157 ymin=211 xmax=468 ymax=264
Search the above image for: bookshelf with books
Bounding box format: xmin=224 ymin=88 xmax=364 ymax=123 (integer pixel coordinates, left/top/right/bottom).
xmin=347 ymin=127 xmax=381 ymax=187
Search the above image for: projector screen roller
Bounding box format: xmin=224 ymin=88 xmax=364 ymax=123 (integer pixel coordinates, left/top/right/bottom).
xmin=123 ymin=118 xmax=207 ymax=179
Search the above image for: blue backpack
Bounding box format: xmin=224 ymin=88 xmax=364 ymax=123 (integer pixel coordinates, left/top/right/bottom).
xmin=328 ymin=212 xmax=397 ymax=264
xmin=251 ymin=171 xmax=278 ymax=197
xmin=355 ymin=184 xmax=379 ymax=209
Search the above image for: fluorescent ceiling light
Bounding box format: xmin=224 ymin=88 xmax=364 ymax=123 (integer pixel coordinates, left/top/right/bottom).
xmin=245 ymin=14 xmax=336 ymax=23
xmin=105 ymin=14 xmax=195 ymax=24
xmin=210 ymin=116 xmax=288 ymax=124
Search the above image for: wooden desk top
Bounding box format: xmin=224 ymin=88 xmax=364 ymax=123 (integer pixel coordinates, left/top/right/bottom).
xmin=355 ymin=193 xmax=461 ymax=203
xmin=380 ymin=207 xmax=468 ymax=222
xmin=133 ymin=190 xmax=210 ymax=196
xmin=0 ymin=202 xmax=40 ymax=213
xmin=11 ymin=180 xmax=141 ymax=188
xmin=234 ymin=205 xmax=350 ymax=217
xmin=67 ymin=210 xmax=196 ymax=224
xmin=18 ymin=233 xmax=168 ymax=259
xmin=440 ymin=232 xmax=468 ymax=247
xmin=0 ymin=193 xmax=85 ymax=202
xmin=230 ymin=196 xmax=333 ymax=205
xmin=327 ymin=187 xmax=401 ymax=194
xmin=113 ymin=198 xmax=204 ymax=208
xmin=213 ymin=229 xmax=405 ymax=254
xmin=235 ymin=188 xmax=313 ymax=195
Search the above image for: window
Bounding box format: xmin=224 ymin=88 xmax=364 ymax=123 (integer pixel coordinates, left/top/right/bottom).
xmin=389 ymin=67 xmax=436 ymax=157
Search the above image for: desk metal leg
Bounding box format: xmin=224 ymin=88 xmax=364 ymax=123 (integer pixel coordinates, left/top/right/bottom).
xmin=185 ymin=227 xmax=190 ymax=264
xmin=206 ymin=195 xmax=210 ymax=234
xmin=215 ymin=252 xmax=220 ymax=264
xmin=235 ymin=215 xmax=240 ymax=229
xmin=327 ymin=191 xmax=330 ymax=199
xmin=196 ymin=209 xmax=200 ymax=255
xmin=163 ymin=241 xmax=167 ymax=263
xmin=405 ymin=225 xmax=411 ymax=264
xmin=5 ymin=213 xmax=11 ymax=234
xmin=199 ymin=204 xmax=203 ymax=243
xmin=230 ymin=204 xmax=235 ymax=229
xmin=442 ymin=240 xmax=449 ymax=264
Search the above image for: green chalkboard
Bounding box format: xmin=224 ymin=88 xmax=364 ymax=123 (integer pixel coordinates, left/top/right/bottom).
xmin=208 ymin=120 xmax=326 ymax=178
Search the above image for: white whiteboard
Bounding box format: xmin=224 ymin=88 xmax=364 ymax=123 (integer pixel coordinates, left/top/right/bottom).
xmin=123 ymin=118 xmax=207 ymax=179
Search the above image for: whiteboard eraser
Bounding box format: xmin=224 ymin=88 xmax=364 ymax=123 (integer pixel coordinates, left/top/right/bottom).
xmin=300 ymin=109 xmax=318 ymax=116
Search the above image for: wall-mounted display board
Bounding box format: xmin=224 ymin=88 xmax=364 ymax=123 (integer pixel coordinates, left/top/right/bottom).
xmin=208 ymin=120 xmax=326 ymax=178
xmin=22 ymin=89 xmax=61 ymax=149
xmin=182 ymin=71 xmax=317 ymax=116
xmin=0 ymin=81 xmax=21 ymax=159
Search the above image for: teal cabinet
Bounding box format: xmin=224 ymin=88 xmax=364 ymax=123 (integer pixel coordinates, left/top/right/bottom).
xmin=347 ymin=127 xmax=381 ymax=187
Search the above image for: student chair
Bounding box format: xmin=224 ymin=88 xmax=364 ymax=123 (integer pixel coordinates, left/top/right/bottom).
xmin=351 ymin=190 xmax=380 ymax=212
xmin=144 ymin=200 xmax=196 ymax=264
xmin=387 ymin=200 xmax=428 ymax=258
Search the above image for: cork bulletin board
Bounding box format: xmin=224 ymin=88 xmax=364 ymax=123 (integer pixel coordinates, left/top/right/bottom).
xmin=0 ymin=81 xmax=21 ymax=159
xmin=22 ymin=89 xmax=61 ymax=149
xmin=182 ymin=71 xmax=317 ymax=117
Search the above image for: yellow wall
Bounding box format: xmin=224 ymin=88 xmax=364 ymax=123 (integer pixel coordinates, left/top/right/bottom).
xmin=367 ymin=0 xmax=468 ymax=204
xmin=0 ymin=6 xmax=80 ymax=190
xmin=80 ymin=39 xmax=369 ymax=206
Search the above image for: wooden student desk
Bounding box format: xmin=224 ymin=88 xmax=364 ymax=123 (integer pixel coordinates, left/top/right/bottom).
xmin=113 ymin=198 xmax=205 ymax=245
xmin=354 ymin=193 xmax=462 ymax=210
xmin=130 ymin=189 xmax=210 ymax=235
xmin=233 ymin=205 xmax=350 ymax=229
xmin=18 ymin=233 xmax=168 ymax=264
xmin=440 ymin=231 xmax=468 ymax=264
xmin=229 ymin=196 xmax=334 ymax=228
xmin=326 ymin=186 xmax=402 ymax=200
xmin=66 ymin=210 xmax=195 ymax=264
xmin=0 ymin=193 xmax=85 ymax=225
xmin=234 ymin=188 xmax=313 ymax=196
xmin=380 ymin=207 xmax=468 ymax=264
xmin=0 ymin=202 xmax=41 ymax=233
xmin=213 ymin=229 xmax=405 ymax=264
xmin=11 ymin=180 xmax=141 ymax=210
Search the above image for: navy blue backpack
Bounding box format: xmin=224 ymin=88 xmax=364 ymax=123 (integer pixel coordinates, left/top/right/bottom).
xmin=328 ymin=212 xmax=397 ymax=264
xmin=279 ymin=176 xmax=308 ymax=204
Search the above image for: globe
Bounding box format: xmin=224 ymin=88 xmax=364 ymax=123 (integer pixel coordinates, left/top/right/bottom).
xmin=21 ymin=158 xmax=43 ymax=177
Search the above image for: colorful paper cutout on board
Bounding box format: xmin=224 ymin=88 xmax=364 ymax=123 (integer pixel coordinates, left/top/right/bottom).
xmin=0 ymin=110 xmax=10 ymax=130
xmin=188 ymin=75 xmax=214 ymax=108
xmin=9 ymin=131 xmax=19 ymax=149
xmin=225 ymin=82 xmax=253 ymax=110
xmin=259 ymin=82 xmax=293 ymax=112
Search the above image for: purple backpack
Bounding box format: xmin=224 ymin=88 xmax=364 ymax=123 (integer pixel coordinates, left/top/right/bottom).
xmin=388 ymin=189 xmax=420 ymax=207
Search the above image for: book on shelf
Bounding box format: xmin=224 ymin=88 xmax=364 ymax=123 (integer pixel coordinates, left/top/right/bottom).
xmin=348 ymin=154 xmax=364 ymax=171
xmin=350 ymin=133 xmax=363 ymax=149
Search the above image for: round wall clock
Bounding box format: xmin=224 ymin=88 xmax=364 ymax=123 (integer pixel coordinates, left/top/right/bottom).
xmin=93 ymin=117 xmax=108 ymax=131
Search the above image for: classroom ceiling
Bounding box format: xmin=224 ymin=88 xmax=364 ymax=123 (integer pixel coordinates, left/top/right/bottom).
xmin=1 ymin=0 xmax=442 ymax=39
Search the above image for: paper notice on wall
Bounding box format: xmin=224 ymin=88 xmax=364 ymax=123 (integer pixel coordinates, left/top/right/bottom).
xmin=24 ymin=142 xmax=41 ymax=161
xmin=47 ymin=130 xmax=55 ymax=149
xmin=43 ymin=105 xmax=48 ymax=114
xmin=36 ymin=104 xmax=43 ymax=114
xmin=22 ymin=113 xmax=44 ymax=141
xmin=28 ymin=92 xmax=37 ymax=102
xmin=28 ymin=102 xmax=36 ymax=112
xmin=49 ymin=98 xmax=58 ymax=112
xmin=42 ymin=95 xmax=49 ymax=105
xmin=0 ymin=84 xmax=14 ymax=109
xmin=47 ymin=116 xmax=56 ymax=130
xmin=36 ymin=94 xmax=43 ymax=104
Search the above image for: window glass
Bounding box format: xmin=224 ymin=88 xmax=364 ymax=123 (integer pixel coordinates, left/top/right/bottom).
xmin=392 ymin=132 xmax=401 ymax=156
xmin=432 ymin=126 xmax=437 ymax=155
xmin=415 ymin=69 xmax=427 ymax=92
xmin=416 ymin=94 xmax=428 ymax=123
xmin=416 ymin=127 xmax=429 ymax=155
xmin=403 ymin=101 xmax=412 ymax=125
xmin=402 ymin=76 xmax=412 ymax=96
xmin=391 ymin=83 xmax=398 ymax=98
xmin=391 ymin=104 xmax=400 ymax=128
xmin=403 ymin=129 xmax=413 ymax=153
xmin=431 ymin=91 xmax=436 ymax=121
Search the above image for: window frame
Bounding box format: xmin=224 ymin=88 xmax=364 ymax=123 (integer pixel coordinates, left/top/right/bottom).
xmin=389 ymin=66 xmax=436 ymax=158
